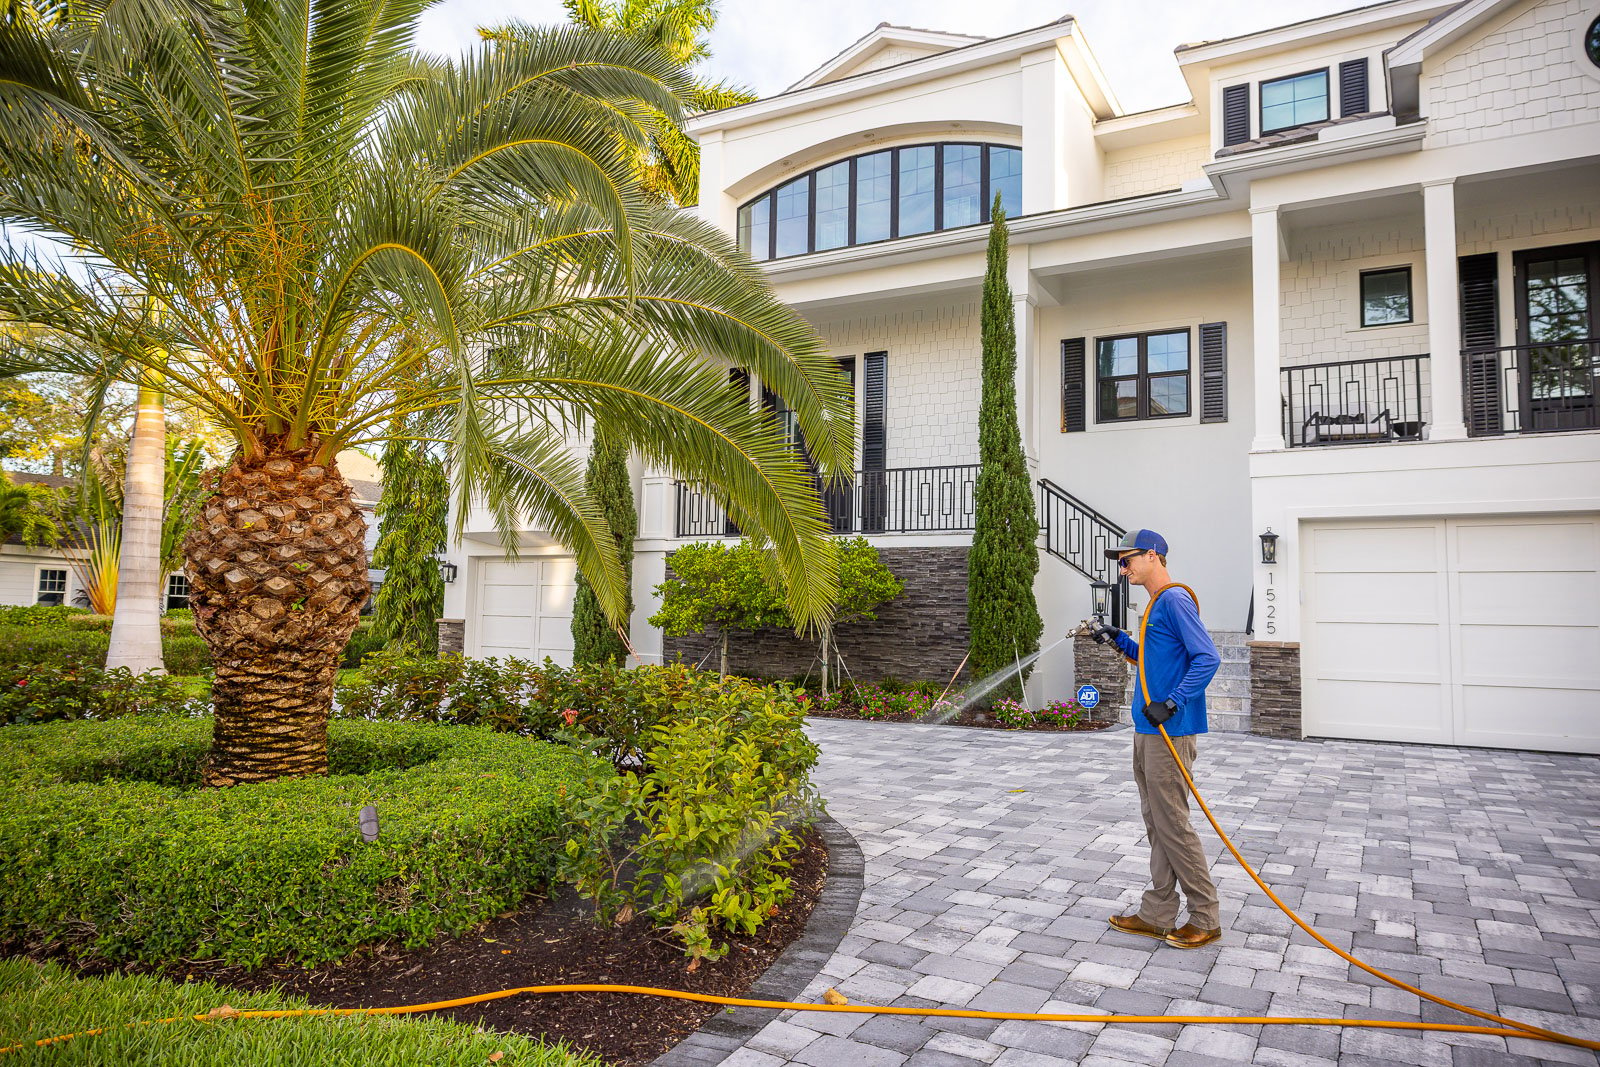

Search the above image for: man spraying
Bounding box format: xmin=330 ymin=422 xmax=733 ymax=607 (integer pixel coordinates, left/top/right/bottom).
xmin=1091 ymin=529 xmax=1223 ymax=949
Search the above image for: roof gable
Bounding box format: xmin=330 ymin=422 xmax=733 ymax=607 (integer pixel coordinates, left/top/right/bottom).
xmin=789 ymin=23 xmax=984 ymax=91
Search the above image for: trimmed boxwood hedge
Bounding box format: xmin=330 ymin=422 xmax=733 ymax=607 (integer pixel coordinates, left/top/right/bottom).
xmin=0 ymin=959 xmax=603 ymax=1066
xmin=0 ymin=717 xmax=607 ymax=969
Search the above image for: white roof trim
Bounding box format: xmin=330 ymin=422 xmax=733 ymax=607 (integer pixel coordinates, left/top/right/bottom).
xmin=1175 ymin=0 xmax=1452 ymax=66
xmin=1387 ymin=0 xmax=1517 ymax=118
xmin=686 ymin=19 xmax=1081 ymax=135
xmin=788 ymin=24 xmax=984 ymax=92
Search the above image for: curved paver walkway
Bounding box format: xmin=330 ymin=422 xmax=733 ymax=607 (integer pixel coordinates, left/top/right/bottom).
xmin=697 ymin=718 xmax=1600 ymax=1067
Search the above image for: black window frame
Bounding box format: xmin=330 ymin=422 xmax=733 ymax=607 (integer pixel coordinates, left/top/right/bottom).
xmin=1095 ymin=328 xmax=1193 ymax=423
xmin=1359 ymin=266 xmax=1414 ymax=327
xmin=736 ymin=142 xmax=1022 ymax=261
xmin=1259 ymin=67 xmax=1331 ymax=135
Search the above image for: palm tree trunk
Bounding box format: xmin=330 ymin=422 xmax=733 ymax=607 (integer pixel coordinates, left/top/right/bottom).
xmin=105 ymin=378 xmax=166 ymax=673
xmin=185 ymin=444 xmax=368 ymax=786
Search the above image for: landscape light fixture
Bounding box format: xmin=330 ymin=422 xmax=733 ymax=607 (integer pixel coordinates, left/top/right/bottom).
xmin=1259 ymin=528 xmax=1279 ymax=565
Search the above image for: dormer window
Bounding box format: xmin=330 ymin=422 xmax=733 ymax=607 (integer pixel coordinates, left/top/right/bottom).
xmin=737 ymin=142 xmax=1022 ymax=260
xmin=1260 ymin=69 xmax=1329 ymax=134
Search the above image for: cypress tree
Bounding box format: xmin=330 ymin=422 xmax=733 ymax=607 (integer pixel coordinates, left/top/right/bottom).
xmin=966 ymin=199 xmax=1042 ymax=703
xmin=571 ymin=424 xmax=637 ymax=665
xmin=372 ymin=438 xmax=447 ymax=655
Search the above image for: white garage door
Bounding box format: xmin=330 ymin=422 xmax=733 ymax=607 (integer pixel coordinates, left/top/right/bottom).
xmin=473 ymin=558 xmax=577 ymax=666
xmin=1302 ymin=515 xmax=1600 ymax=754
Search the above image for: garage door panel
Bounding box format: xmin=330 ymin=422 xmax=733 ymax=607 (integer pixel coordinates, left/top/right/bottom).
xmin=1310 ymin=524 xmax=1440 ymax=571
xmin=1459 ymin=685 xmax=1600 ymax=754
xmin=1454 ymin=520 xmax=1599 ymax=569
xmin=1312 ymin=571 xmax=1444 ymax=623
xmin=1308 ymin=679 xmax=1451 ymax=741
xmin=474 ymin=557 xmax=576 ymax=663
xmin=1313 ymin=620 xmax=1444 ymax=680
xmin=1455 ymin=570 xmax=1598 ymax=625
xmin=480 ymin=582 xmax=535 ymax=615
xmin=1458 ymin=623 xmax=1600 ymax=688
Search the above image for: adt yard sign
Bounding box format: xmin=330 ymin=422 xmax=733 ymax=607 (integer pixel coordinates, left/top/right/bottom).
xmin=1076 ymin=684 xmax=1100 ymax=709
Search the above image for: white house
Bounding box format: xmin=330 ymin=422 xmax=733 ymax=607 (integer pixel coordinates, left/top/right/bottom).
xmin=440 ymin=0 xmax=1600 ymax=755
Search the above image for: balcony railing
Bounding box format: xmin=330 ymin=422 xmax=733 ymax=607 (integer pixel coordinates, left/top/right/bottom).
xmin=1463 ymin=339 xmax=1599 ymax=437
xmin=1280 ymin=353 xmax=1430 ymax=448
xmin=674 ymin=464 xmax=979 ymax=539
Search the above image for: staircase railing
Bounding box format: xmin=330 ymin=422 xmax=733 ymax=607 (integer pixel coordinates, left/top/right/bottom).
xmin=1038 ymin=478 xmax=1129 ymax=627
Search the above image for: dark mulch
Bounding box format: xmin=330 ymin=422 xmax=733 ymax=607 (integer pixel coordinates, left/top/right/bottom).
xmin=805 ymin=708 xmax=1115 ymax=731
xmin=9 ymin=830 xmax=828 ymax=1067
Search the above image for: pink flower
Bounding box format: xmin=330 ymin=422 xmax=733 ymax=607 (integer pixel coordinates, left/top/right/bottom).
xmin=561 ymin=708 xmax=579 ymax=726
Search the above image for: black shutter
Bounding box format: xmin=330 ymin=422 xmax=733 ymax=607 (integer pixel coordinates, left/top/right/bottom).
xmin=1339 ymin=58 xmax=1369 ymax=116
xmin=1459 ymin=253 xmax=1501 ymax=437
xmin=861 ymin=351 xmax=887 ymax=534
xmin=1061 ymin=338 xmax=1086 ymax=432
xmin=1198 ymin=322 xmax=1228 ymax=424
xmin=1222 ymin=85 xmax=1250 ymax=146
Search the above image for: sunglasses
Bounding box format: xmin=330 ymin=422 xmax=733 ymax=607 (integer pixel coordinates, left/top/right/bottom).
xmin=1117 ymin=551 xmax=1147 ymax=569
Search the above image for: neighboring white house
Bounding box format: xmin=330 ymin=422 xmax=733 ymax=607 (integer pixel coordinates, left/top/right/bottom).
xmin=1 ymin=453 xmax=384 ymax=611
xmin=441 ymin=0 xmax=1600 ymax=755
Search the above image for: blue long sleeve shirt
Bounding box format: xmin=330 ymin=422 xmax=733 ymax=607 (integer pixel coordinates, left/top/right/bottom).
xmin=1111 ymin=587 xmax=1220 ymax=736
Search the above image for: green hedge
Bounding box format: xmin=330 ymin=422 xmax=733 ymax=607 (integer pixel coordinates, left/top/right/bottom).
xmin=0 ymin=959 xmax=603 ymax=1066
xmin=0 ymin=717 xmax=607 ymax=968
xmin=339 ymin=655 xmax=822 ymax=960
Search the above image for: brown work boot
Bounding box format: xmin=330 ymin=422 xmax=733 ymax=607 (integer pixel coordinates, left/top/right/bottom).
xmin=1108 ymin=913 xmax=1171 ymax=940
xmin=1164 ymin=923 xmax=1222 ymax=949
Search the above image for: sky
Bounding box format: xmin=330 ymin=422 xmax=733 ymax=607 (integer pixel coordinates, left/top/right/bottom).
xmin=415 ymin=0 xmax=1383 ymax=114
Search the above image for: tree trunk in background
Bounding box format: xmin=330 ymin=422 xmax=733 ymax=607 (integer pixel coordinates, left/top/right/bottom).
xmin=185 ymin=445 xmax=368 ymax=786
xmin=105 ymin=379 xmax=166 ymax=673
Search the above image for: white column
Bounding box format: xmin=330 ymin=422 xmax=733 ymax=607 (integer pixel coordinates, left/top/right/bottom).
xmin=1020 ymin=50 xmax=1066 ymax=214
xmin=1423 ymin=179 xmax=1468 ymax=441
xmin=1012 ymin=292 xmax=1039 ymax=464
xmin=1251 ymin=206 xmax=1286 ymax=452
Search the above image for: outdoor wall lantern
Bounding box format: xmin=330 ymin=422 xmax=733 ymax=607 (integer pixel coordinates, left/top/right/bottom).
xmin=1090 ymin=579 xmax=1110 ymax=619
xmin=437 ymin=559 xmax=458 ymax=584
xmin=1259 ymin=528 xmax=1279 ymax=565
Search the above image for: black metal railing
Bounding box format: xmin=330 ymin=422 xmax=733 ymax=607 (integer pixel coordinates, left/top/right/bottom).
xmin=1038 ymin=478 xmax=1128 ymax=628
xmin=1280 ymin=353 xmax=1430 ymax=447
xmin=1463 ymin=339 xmax=1599 ymax=437
xmin=673 ymin=464 xmax=979 ymax=539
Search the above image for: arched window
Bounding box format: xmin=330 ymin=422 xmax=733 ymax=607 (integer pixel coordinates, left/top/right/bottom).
xmin=737 ymin=143 xmax=1022 ymax=261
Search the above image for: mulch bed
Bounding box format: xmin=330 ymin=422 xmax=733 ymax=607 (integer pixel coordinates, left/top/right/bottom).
xmin=9 ymin=829 xmax=829 ymax=1067
xmin=805 ymin=708 xmax=1115 ymax=731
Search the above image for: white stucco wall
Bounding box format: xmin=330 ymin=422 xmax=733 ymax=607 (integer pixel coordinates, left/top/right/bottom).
xmin=1423 ymin=0 xmax=1600 ymax=148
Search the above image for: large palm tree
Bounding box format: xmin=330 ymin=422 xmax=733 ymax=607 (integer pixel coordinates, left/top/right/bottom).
xmin=0 ymin=1 xmax=850 ymax=786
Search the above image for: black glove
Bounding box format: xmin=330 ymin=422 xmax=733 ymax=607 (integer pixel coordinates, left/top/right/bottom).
xmin=1146 ymin=698 xmax=1179 ymax=726
xmin=1090 ymin=621 xmax=1119 ymax=646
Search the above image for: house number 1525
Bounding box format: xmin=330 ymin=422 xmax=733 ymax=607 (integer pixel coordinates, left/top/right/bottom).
xmin=1263 ymin=571 xmax=1277 ymax=635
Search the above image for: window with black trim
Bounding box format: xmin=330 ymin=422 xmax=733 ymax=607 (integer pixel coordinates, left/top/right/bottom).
xmin=36 ymin=567 xmax=67 ymax=605
xmin=1096 ymin=330 xmax=1191 ymax=422
xmin=1260 ymin=69 xmax=1329 ymax=134
xmin=737 ymin=143 xmax=1022 ymax=260
xmin=1588 ymin=15 xmax=1600 ymax=69
xmin=165 ymin=573 xmax=191 ymax=612
xmin=1360 ymin=267 xmax=1413 ymax=326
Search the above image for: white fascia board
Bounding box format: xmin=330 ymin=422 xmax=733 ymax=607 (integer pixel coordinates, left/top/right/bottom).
xmin=1093 ymin=103 xmax=1205 ymax=149
xmin=1203 ymin=121 xmax=1427 ymax=199
xmin=1174 ymin=0 xmax=1452 ymax=68
xmin=1386 ymin=0 xmax=1516 ymax=117
xmin=757 ymin=185 xmax=1232 ymax=285
xmin=686 ymin=21 xmax=1078 ymax=136
xmin=788 ymin=25 xmax=984 ymax=93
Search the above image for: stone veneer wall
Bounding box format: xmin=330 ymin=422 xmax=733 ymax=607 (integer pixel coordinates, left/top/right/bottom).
xmin=437 ymin=618 xmax=464 ymax=655
xmin=1249 ymin=641 xmax=1301 ymax=739
xmin=1070 ymin=634 xmax=1131 ymax=723
xmin=663 ymin=546 xmax=971 ymax=683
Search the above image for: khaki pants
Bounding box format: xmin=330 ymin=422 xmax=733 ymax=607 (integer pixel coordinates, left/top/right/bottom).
xmin=1132 ymin=732 xmax=1220 ymax=930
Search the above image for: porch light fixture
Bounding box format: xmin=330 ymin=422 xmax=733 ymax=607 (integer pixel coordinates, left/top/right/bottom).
xmin=1090 ymin=579 xmax=1111 ymax=619
xmin=1259 ymin=529 xmax=1279 ymax=565
xmin=437 ymin=559 xmax=458 ymax=584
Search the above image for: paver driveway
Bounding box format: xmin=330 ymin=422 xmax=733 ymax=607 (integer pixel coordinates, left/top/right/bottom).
xmin=725 ymin=719 xmax=1600 ymax=1067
